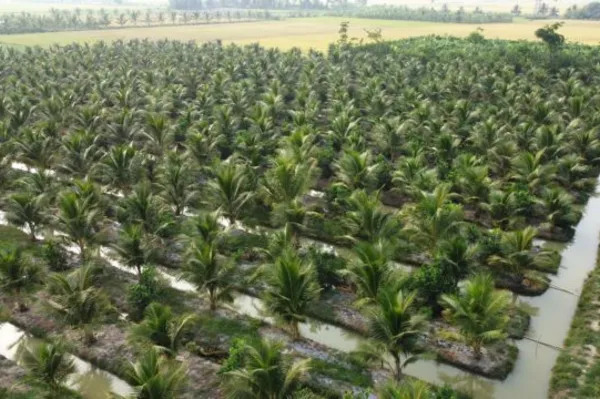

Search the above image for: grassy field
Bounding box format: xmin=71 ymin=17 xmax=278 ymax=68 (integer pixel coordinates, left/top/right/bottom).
xmin=1 ymin=17 xmax=600 ymax=51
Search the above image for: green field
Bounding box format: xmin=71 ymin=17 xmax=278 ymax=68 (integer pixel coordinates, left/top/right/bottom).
xmin=1 ymin=17 xmax=600 ymax=51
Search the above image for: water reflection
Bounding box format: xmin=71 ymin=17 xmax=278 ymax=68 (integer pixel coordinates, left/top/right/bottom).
xmin=0 ymin=323 xmax=133 ymax=399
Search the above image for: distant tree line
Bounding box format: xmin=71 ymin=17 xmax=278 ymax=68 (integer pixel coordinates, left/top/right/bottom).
xmin=327 ymin=5 xmax=513 ymax=24
xmin=169 ymin=0 xmax=339 ymax=10
xmin=564 ymin=2 xmax=600 ymax=19
xmin=0 ymin=8 xmax=277 ymax=35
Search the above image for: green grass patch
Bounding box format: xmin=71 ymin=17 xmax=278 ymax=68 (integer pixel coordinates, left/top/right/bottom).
xmin=310 ymin=358 xmax=372 ymax=388
xmin=549 ymin=245 xmax=600 ymax=398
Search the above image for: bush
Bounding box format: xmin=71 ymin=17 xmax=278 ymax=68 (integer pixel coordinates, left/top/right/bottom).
xmin=409 ymin=263 xmax=457 ymax=313
xmin=218 ymin=337 xmax=246 ymax=375
xmin=126 ymin=266 xmax=164 ymax=321
xmin=306 ymin=246 xmax=347 ymax=289
xmin=41 ymin=239 xmax=69 ymax=271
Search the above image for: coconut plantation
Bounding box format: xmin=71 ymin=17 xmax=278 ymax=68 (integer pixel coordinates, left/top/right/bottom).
xmin=0 ymin=21 xmax=600 ymax=399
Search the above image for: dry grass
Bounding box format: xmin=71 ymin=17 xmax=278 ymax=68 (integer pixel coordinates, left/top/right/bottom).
xmin=0 ymin=17 xmax=599 ymax=51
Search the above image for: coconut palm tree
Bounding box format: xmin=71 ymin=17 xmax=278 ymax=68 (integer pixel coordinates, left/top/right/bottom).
xmin=117 ymin=182 xmax=174 ymax=238
xmin=456 ymin=165 xmax=496 ymax=215
xmin=536 ymin=187 xmax=581 ymax=232
xmin=208 ymin=159 xmax=255 ymax=226
xmin=46 ymin=265 xmax=111 ymax=345
xmin=129 ymin=303 xmax=196 ymax=358
xmin=0 ymin=247 xmax=43 ymax=311
xmin=378 ymin=379 xmax=433 ymax=399
xmin=360 ymin=287 xmax=427 ymax=381
xmin=403 ymin=185 xmax=464 ymax=253
xmin=482 ymin=190 xmax=522 ymax=230
xmin=111 ymin=223 xmax=155 ymax=281
xmin=344 ymin=190 xmax=399 ymax=243
xmin=156 ymin=153 xmax=198 ymax=217
xmin=435 ymin=236 xmax=478 ymax=280
xmin=124 ymin=348 xmax=187 ymax=399
xmin=56 ymin=191 xmax=100 ymax=260
xmin=440 ymin=273 xmax=511 ymax=359
xmin=345 ymin=240 xmax=396 ymax=305
xmin=487 ymin=227 xmax=541 ymax=277
xmin=17 ymin=340 xmax=75 ymax=398
xmin=188 ymin=210 xmax=223 ymax=245
xmin=334 ymin=149 xmax=380 ymax=192
xmin=5 ymin=191 xmax=47 ymax=241
xmin=261 ymin=248 xmax=321 ymax=339
xmin=224 ymin=338 xmax=310 ymax=398
xmin=261 ymin=155 xmax=317 ymax=205
xmin=392 ymin=154 xmax=438 ymax=200
xmin=510 ymin=150 xmax=555 ymax=194
xmin=93 ymin=144 xmax=140 ymax=194
xmin=182 ymin=239 xmax=235 ymax=311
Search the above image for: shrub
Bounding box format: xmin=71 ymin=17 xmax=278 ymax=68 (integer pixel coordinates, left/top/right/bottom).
xmin=218 ymin=337 xmax=246 ymax=375
xmin=41 ymin=240 xmax=69 ymax=271
xmin=127 ymin=266 xmax=164 ymax=321
xmin=306 ymin=246 xmax=346 ymax=289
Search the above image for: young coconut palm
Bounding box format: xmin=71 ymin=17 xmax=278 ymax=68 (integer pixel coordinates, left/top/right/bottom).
xmin=129 ymin=302 xmax=196 ymax=358
xmin=359 ymin=287 xmax=427 ymax=381
xmin=403 ymin=185 xmax=464 ymax=253
xmin=93 ymin=144 xmax=140 ymax=194
xmin=0 ymin=247 xmax=43 ymax=311
xmin=6 ymin=191 xmax=47 ymax=241
xmin=482 ymin=190 xmax=522 ymax=230
xmin=46 ymin=265 xmax=111 ymax=345
xmin=333 ymin=149 xmax=380 ymax=192
xmin=261 ymin=248 xmax=321 ymax=340
xmin=124 ymin=348 xmax=187 ymax=399
xmin=378 ymin=379 xmax=433 ymax=399
xmin=17 ymin=340 xmax=75 ymax=398
xmin=536 ymin=187 xmax=581 ymax=232
xmin=56 ymin=191 xmax=100 ymax=261
xmin=487 ymin=227 xmax=546 ymax=278
xmin=224 ymin=338 xmax=310 ymax=399
xmin=117 ymin=182 xmax=174 ymax=238
xmin=440 ymin=273 xmax=510 ymax=359
xmin=261 ymin=155 xmax=317 ymax=205
xmin=156 ymin=152 xmax=198 ymax=217
xmin=189 ymin=210 xmax=223 ymax=245
xmin=182 ymin=239 xmax=235 ymax=311
xmin=344 ymin=190 xmax=399 ymax=243
xmin=111 ymin=223 xmax=155 ymax=281
xmin=208 ymin=159 xmax=255 ymax=226
xmin=392 ymin=154 xmax=438 ymax=200
xmin=345 ymin=240 xmax=396 ymax=305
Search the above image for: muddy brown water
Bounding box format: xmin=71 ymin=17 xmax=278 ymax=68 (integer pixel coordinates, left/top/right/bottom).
xmin=0 ymin=322 xmax=134 ymax=399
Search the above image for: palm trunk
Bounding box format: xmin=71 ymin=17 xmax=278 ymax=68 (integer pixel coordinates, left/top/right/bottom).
xmin=209 ymin=290 xmax=217 ymax=312
xmin=393 ymin=352 xmax=403 ymax=381
xmin=78 ymin=239 xmax=86 ymax=262
xmin=136 ymin=265 xmax=142 ymax=282
xmin=83 ymin=325 xmax=96 ymax=346
xmin=28 ymin=223 xmax=36 ymax=241
xmin=473 ymin=342 xmax=483 ymax=360
xmin=290 ymin=321 xmax=300 ymax=341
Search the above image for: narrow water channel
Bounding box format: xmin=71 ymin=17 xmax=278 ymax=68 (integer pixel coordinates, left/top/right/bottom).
xmin=0 ymin=322 xmax=134 ymax=399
